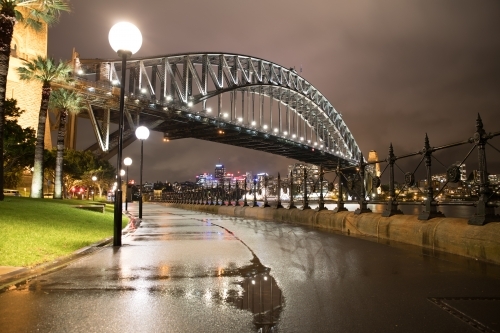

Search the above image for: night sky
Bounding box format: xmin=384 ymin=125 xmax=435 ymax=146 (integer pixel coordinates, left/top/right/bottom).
xmin=47 ymin=0 xmax=500 ymax=183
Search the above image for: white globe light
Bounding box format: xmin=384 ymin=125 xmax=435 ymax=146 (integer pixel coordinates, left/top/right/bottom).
xmin=124 ymin=157 xmax=132 ymax=166
xmin=135 ymin=126 xmax=150 ymax=140
xmin=108 ymin=22 xmax=142 ymax=55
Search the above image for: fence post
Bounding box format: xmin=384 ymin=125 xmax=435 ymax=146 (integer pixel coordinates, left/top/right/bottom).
xmin=215 ymin=183 xmax=220 ymax=206
xmin=253 ymin=179 xmax=258 ymax=207
xmin=262 ymin=176 xmax=271 ymax=207
xmin=355 ymin=154 xmax=371 ymax=214
xmin=302 ymin=168 xmax=311 ymax=209
xmin=243 ymin=178 xmax=249 ymax=206
xmin=333 ymin=163 xmax=347 ymax=213
xmin=469 ymin=114 xmax=497 ymax=225
xmin=289 ymin=170 xmax=297 ymax=209
xmin=317 ymin=165 xmax=327 ymax=211
xmin=210 ymin=185 xmax=214 ymax=205
xmin=275 ymin=172 xmax=284 ymax=209
xmin=418 ymin=134 xmax=444 ymax=220
xmin=382 ymin=143 xmax=403 ymax=217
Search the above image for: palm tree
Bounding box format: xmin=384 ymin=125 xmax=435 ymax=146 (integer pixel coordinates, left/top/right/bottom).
xmin=0 ymin=0 xmax=70 ymax=200
xmin=17 ymin=56 xmax=72 ymax=198
xmin=49 ymin=88 xmax=86 ymax=199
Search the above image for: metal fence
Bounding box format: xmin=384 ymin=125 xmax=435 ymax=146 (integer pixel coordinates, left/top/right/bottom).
xmin=153 ymin=115 xmax=499 ymax=226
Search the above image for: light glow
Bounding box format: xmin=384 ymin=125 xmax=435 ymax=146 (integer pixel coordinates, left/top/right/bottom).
xmin=135 ymin=126 xmax=150 ymax=140
xmin=108 ymin=22 xmax=142 ymax=54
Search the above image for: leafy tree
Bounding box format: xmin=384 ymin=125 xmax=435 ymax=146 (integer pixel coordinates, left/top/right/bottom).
xmin=49 ymin=88 xmax=86 ymax=199
xmin=17 ymin=56 xmax=72 ymax=198
xmin=0 ymin=0 xmax=70 ymax=200
xmin=44 ymin=149 xmax=115 ymax=199
xmin=3 ymin=99 xmax=35 ymax=188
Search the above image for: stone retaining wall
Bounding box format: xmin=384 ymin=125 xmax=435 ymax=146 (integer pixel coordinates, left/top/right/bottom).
xmin=161 ymin=203 xmax=500 ymax=265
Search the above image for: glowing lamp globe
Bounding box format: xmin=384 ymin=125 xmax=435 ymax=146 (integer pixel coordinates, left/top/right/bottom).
xmin=135 ymin=126 xmax=150 ymax=140
xmin=124 ymin=157 xmax=133 ymax=166
xmin=108 ymin=22 xmax=142 ymax=55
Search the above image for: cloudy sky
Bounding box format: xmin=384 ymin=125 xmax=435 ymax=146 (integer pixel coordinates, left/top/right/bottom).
xmin=47 ymin=0 xmax=500 ymax=183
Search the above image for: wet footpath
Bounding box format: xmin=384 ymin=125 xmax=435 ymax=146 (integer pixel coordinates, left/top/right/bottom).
xmin=0 ymin=202 xmax=499 ymax=333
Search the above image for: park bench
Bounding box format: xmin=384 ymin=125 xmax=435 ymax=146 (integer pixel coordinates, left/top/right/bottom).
xmin=72 ymin=204 xmax=106 ymax=213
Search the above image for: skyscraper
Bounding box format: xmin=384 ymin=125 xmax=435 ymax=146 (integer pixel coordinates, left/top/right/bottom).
xmin=215 ymin=164 xmax=225 ymax=179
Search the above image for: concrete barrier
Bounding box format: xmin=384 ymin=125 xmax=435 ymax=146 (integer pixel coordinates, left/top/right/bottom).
xmin=161 ymin=203 xmax=500 ymax=265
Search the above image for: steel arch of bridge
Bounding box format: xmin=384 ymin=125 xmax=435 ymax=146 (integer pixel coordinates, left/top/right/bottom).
xmin=76 ymin=52 xmax=362 ymax=168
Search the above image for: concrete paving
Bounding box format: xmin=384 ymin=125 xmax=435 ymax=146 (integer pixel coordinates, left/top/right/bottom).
xmin=0 ymin=202 xmax=499 ymax=332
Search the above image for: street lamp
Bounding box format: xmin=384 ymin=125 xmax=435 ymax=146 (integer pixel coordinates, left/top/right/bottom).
xmin=92 ymin=176 xmax=97 ymax=201
xmin=109 ymin=21 xmax=142 ymax=247
xmin=124 ymin=157 xmax=132 ymax=211
xmin=135 ymin=125 xmax=150 ymax=218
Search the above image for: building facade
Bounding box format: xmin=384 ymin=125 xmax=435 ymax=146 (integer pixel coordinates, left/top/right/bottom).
xmin=6 ymin=13 xmax=51 ymax=148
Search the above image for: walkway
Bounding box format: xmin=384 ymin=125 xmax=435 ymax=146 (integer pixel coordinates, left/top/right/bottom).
xmin=0 ymin=203 xmax=499 ymax=332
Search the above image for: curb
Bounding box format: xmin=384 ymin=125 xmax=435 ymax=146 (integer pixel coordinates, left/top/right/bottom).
xmin=0 ymin=237 xmax=112 ymax=293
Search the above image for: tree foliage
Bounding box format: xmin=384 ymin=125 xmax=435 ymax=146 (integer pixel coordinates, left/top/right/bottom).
xmin=3 ymin=99 xmax=35 ymax=188
xmin=44 ymin=149 xmax=115 ymax=198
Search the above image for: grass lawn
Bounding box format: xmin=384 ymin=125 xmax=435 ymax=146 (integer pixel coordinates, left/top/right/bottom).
xmin=0 ymin=196 xmax=127 ymax=267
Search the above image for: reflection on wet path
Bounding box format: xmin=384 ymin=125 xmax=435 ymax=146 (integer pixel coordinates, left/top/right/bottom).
xmin=1 ymin=208 xmax=283 ymax=332
xmin=200 ymin=218 xmax=284 ymax=331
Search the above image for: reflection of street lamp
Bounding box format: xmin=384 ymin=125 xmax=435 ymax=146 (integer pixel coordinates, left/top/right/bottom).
xmin=135 ymin=126 xmax=150 ymax=218
xmin=92 ymin=176 xmax=97 ymax=201
xmin=124 ymin=157 xmax=132 ymax=211
xmin=109 ymin=21 xmax=142 ymax=247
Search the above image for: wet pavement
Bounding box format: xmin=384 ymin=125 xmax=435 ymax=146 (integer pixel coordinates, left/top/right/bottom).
xmin=0 ymin=203 xmax=499 ymax=332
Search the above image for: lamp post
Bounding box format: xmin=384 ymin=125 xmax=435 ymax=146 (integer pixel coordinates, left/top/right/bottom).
xmin=109 ymin=22 xmax=142 ymax=247
xmin=135 ymin=126 xmax=150 ymax=218
xmin=124 ymin=157 xmax=132 ymax=211
xmin=92 ymin=176 xmax=97 ymax=201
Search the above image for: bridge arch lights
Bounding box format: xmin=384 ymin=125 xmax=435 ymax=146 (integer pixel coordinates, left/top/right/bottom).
xmin=75 ymin=52 xmax=362 ymax=168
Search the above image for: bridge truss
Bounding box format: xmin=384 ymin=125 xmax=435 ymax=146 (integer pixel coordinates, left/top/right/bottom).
xmin=72 ymin=52 xmax=362 ymax=170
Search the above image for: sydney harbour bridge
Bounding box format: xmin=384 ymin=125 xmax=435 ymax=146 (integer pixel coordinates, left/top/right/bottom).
xmin=69 ymin=52 xmax=362 ymax=170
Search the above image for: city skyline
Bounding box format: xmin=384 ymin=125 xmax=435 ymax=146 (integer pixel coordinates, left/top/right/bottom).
xmin=46 ymin=0 xmax=500 ymax=182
